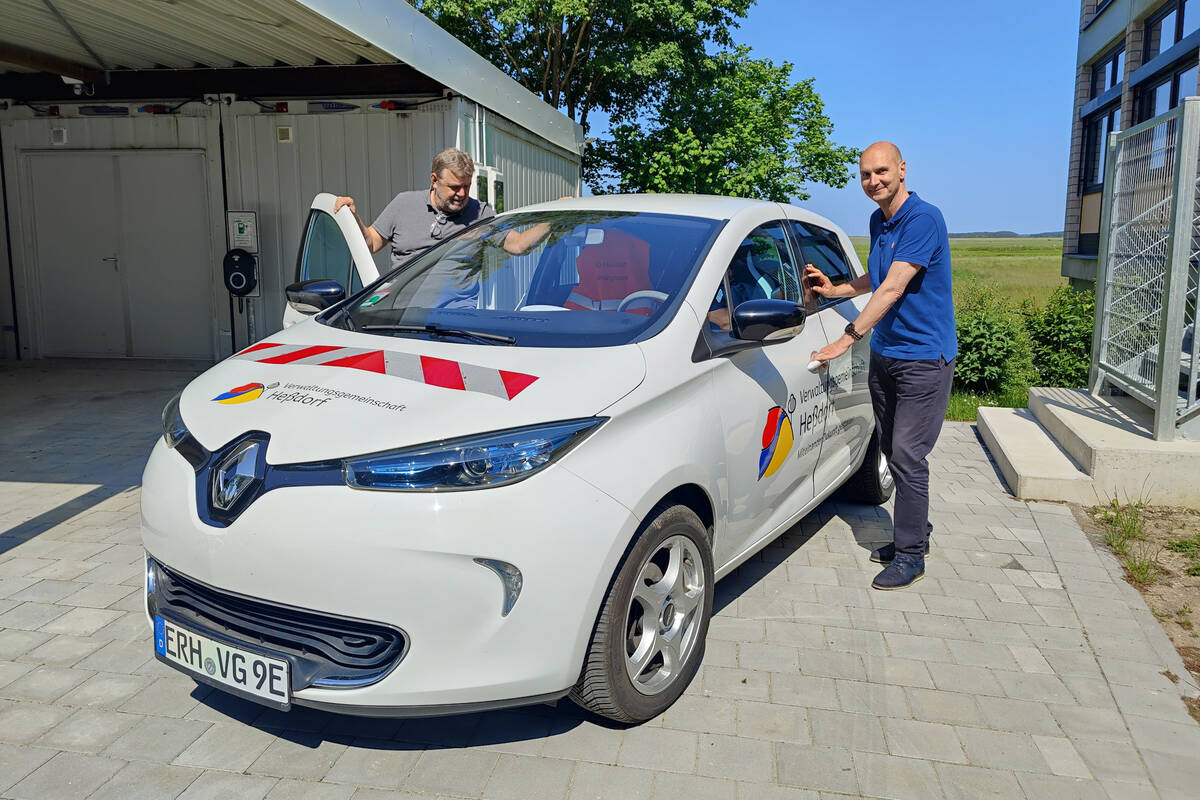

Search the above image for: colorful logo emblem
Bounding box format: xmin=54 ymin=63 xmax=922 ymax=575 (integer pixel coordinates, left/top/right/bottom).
xmin=759 ymin=406 xmax=794 ymax=480
xmin=213 ymin=382 xmax=265 ymax=404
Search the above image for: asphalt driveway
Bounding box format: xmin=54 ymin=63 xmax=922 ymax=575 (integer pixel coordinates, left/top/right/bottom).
xmin=1 ymin=359 xmax=1199 ymax=799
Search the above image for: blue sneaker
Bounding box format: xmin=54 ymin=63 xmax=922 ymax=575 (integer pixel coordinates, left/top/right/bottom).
xmin=871 ymin=553 xmax=925 ymax=590
xmin=870 ymin=539 xmax=931 ymax=564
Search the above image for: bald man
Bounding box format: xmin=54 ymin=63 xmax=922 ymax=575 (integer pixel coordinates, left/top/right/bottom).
xmin=808 ymin=142 xmax=957 ymax=590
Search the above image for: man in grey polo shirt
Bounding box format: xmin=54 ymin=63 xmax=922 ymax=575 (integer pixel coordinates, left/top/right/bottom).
xmin=334 ymin=147 xmax=494 ymax=271
xmin=335 ymin=147 xmax=551 ymax=274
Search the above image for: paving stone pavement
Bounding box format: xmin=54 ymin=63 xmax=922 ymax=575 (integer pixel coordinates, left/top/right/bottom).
xmin=2 ymin=359 xmax=1199 ymax=800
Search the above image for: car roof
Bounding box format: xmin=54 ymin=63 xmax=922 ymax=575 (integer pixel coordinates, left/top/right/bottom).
xmin=506 ymin=193 xmax=845 ymax=231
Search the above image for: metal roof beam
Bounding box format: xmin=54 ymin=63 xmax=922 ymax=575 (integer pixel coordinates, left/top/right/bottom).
xmin=41 ymin=0 xmax=109 ymax=70
xmin=0 ymin=41 xmax=104 ymax=84
xmin=0 ymin=63 xmax=442 ymax=102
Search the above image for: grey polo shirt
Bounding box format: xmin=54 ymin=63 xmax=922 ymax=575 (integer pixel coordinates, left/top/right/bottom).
xmin=371 ymin=189 xmax=495 ymax=272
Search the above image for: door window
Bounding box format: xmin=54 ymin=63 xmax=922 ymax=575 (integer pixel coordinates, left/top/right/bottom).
xmin=708 ymin=221 xmax=803 ymax=329
xmin=297 ymin=210 xmax=353 ymax=289
xmin=789 ymin=221 xmax=854 ymax=305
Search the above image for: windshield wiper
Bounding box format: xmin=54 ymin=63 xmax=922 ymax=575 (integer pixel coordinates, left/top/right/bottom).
xmin=362 ymin=323 xmax=516 ymax=345
xmin=323 ymin=305 xmax=356 ymax=331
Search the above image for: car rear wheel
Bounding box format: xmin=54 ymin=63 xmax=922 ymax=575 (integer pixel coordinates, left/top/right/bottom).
xmin=571 ymin=504 xmax=713 ymax=723
xmin=839 ymin=426 xmax=894 ymax=505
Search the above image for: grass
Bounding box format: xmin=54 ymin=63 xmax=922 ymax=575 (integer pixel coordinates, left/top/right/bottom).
xmin=849 ymin=236 xmax=1066 ymax=307
xmin=1092 ymin=497 xmax=1163 ymax=586
xmin=1125 ymin=548 xmax=1164 ymax=586
xmin=1167 ymin=532 xmax=1200 ymax=577
xmin=1166 ymin=532 xmax=1200 ymax=559
xmin=945 ymin=386 xmax=1029 ymax=422
xmin=1097 ymin=496 xmax=1148 ymax=543
xmin=849 ymin=237 xmax=1067 ymax=420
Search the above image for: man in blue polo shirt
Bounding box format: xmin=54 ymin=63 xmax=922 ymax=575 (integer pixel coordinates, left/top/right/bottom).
xmin=808 ymin=141 xmax=957 ymax=590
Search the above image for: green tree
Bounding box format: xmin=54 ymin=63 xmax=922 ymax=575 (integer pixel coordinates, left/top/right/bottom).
xmin=589 ymin=47 xmax=857 ymax=200
xmin=412 ymin=0 xmax=752 ymax=133
xmin=413 ymin=1 xmax=856 ymax=198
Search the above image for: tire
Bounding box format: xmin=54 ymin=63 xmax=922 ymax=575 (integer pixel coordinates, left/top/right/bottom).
xmin=570 ymin=504 xmax=714 ymax=723
xmin=838 ymin=426 xmax=894 ymax=505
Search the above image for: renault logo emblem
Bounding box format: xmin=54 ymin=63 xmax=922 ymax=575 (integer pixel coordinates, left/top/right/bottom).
xmin=212 ymin=440 xmax=263 ymax=512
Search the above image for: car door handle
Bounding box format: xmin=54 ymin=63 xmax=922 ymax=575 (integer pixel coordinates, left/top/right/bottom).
xmin=101 ymin=256 xmax=118 ymax=270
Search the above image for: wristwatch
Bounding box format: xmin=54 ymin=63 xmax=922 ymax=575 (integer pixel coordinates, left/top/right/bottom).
xmin=844 ymin=322 xmax=863 ymax=341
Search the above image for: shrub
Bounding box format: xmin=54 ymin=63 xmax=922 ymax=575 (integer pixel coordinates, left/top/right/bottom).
xmin=954 ymin=283 xmax=1032 ymax=393
xmin=1023 ymin=286 xmax=1095 ymax=387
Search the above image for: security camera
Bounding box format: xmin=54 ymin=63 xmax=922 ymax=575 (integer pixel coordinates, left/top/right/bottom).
xmin=61 ymin=76 xmax=88 ymax=96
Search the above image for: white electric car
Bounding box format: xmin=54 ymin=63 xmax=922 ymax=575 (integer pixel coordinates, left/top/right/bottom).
xmin=141 ymin=194 xmax=891 ymax=723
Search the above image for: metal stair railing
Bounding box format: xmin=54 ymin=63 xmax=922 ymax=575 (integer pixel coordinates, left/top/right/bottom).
xmin=1091 ymin=97 xmax=1200 ymax=440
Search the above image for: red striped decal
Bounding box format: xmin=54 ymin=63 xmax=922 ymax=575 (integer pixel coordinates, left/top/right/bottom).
xmin=256 ymin=345 xmax=342 ymax=364
xmin=420 ymin=356 xmax=466 ymax=391
xmin=498 ymin=370 xmax=539 ymax=399
xmin=236 ymin=342 xmax=282 ymax=356
xmin=320 ymin=350 xmax=386 ymax=374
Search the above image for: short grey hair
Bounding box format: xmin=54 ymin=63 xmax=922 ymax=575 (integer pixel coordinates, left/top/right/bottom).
xmin=431 ymin=147 xmax=475 ymax=180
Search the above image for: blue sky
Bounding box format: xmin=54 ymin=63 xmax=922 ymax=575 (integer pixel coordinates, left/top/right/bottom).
xmin=730 ymin=1 xmax=1081 ymax=235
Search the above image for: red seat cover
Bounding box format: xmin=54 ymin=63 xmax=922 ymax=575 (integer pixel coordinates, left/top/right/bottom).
xmin=564 ymin=229 xmax=653 ymax=313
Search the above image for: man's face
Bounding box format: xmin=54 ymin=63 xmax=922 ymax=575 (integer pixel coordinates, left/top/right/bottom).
xmin=431 ymin=169 xmax=472 ymax=214
xmin=859 ymin=148 xmax=905 ymax=208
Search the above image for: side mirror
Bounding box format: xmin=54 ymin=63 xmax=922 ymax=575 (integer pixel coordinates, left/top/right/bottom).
xmin=286 ymin=279 xmax=345 ymax=315
xmin=731 ymin=299 xmax=806 ymax=343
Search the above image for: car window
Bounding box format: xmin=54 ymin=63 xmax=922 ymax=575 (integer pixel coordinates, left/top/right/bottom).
xmin=297 ymin=210 xmax=354 ymax=289
xmin=789 ymin=221 xmax=853 ymax=301
xmin=335 ymin=210 xmax=722 ymax=348
xmin=707 ymin=221 xmax=804 ymax=331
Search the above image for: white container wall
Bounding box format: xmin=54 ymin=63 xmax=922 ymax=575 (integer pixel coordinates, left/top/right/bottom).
xmin=220 ymin=97 xmax=456 ymax=340
xmin=485 ymin=112 xmax=580 ymax=207
xmin=0 ymin=94 xmax=581 ymax=361
xmin=0 ymin=105 xmax=227 ymax=361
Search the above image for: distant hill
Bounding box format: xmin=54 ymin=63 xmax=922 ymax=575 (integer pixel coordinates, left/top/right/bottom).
xmin=949 ymin=231 xmax=1063 ymax=239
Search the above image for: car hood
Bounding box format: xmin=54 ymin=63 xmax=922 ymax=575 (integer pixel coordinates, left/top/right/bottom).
xmin=180 ymin=322 xmax=647 ymax=463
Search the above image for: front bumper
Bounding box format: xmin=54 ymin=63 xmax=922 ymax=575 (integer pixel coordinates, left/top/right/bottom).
xmin=140 ymin=439 xmax=639 ymax=713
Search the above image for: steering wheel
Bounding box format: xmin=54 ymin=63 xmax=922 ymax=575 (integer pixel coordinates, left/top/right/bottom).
xmin=617 ymin=290 xmax=669 ymax=313
xmin=517 ymin=304 xmax=569 ymax=312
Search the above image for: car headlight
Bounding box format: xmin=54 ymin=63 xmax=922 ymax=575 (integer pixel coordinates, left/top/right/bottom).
xmin=161 ymin=392 xmax=189 ymax=449
xmin=343 ymin=417 xmax=606 ymax=491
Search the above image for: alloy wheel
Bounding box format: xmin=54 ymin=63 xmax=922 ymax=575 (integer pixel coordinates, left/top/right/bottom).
xmin=622 ymin=534 xmax=706 ymax=696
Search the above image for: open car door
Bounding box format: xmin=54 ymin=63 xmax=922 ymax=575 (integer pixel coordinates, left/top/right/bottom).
xmin=283 ymin=193 xmax=380 ymax=328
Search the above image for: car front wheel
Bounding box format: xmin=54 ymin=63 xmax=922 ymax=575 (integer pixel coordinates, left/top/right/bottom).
xmin=571 ymin=504 xmax=713 ymax=723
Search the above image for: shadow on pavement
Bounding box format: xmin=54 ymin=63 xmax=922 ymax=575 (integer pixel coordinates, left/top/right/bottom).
xmin=0 ymin=484 xmax=135 ymax=553
xmin=187 ymin=681 xmax=608 ymax=748
xmin=713 ymin=502 xmax=894 ymax=615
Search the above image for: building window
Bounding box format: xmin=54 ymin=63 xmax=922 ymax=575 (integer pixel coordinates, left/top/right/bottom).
xmin=1082 ymin=104 xmax=1121 ymax=189
xmin=1136 ymin=61 xmax=1200 ymax=122
xmin=1091 ymin=45 xmax=1125 ymax=97
xmin=1146 ymin=0 xmax=1200 ymax=60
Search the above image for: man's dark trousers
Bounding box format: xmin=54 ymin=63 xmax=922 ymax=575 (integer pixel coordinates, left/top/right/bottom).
xmin=867 ymin=351 xmax=955 ymax=557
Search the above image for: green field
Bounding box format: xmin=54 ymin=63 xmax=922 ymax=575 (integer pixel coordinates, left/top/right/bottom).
xmin=848 ymin=236 xmax=1068 ymax=420
xmin=849 ymin=236 xmax=1065 ymax=307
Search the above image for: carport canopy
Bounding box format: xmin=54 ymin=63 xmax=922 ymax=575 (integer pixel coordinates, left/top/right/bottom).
xmin=0 ymin=0 xmax=582 ymax=155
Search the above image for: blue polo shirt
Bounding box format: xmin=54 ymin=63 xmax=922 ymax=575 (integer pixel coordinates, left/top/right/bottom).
xmin=867 ymin=192 xmax=957 ymax=361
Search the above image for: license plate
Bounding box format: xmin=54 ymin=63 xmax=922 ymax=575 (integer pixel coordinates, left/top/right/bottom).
xmin=154 ymin=616 xmax=290 ymax=707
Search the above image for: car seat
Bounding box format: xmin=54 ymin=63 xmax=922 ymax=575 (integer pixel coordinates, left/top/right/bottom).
xmin=726 ymin=244 xmax=782 ymax=307
xmin=564 ymin=229 xmax=655 ymax=314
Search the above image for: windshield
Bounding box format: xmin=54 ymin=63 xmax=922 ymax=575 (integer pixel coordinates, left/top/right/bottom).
xmin=330 ymin=210 xmax=723 ymax=347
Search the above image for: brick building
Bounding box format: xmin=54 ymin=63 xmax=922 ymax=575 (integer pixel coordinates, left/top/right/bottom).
xmin=1064 ymin=0 xmax=1200 ymax=287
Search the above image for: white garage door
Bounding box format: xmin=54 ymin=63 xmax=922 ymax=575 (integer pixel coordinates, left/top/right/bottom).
xmin=25 ymin=150 xmax=215 ymax=359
